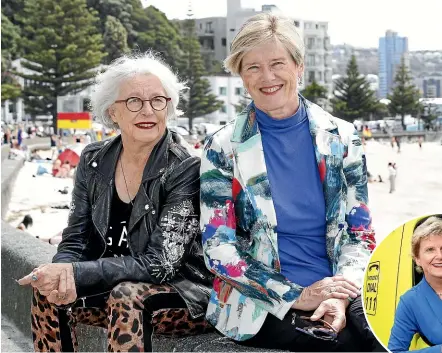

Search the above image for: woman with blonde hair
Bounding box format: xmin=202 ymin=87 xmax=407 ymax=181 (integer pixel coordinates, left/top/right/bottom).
xmin=200 ymin=12 xmax=382 ymax=352
xmin=388 ymin=215 xmax=442 ymax=353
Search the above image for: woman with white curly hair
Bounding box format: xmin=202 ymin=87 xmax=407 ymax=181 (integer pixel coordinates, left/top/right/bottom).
xmin=19 ymin=52 xmax=213 ymax=352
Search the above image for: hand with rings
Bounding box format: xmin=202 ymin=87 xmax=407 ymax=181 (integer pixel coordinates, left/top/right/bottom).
xmin=18 ymin=263 xmax=77 ymax=305
xmin=292 ymin=275 xmax=360 ymax=311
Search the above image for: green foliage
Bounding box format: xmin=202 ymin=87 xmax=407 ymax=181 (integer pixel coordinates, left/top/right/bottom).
xmin=1 ymin=0 xmax=25 ymax=25
xmin=1 ymin=82 xmax=21 ymax=102
xmin=16 ymin=0 xmax=105 ymax=124
xmin=1 ymin=11 xmax=22 ymax=102
xmin=233 ymin=94 xmax=252 ymax=114
xmin=1 ymin=11 xmax=22 ymax=60
xmin=86 ymin=0 xmax=135 ymax=51
xmin=134 ymin=6 xmax=183 ymax=71
xmin=332 ymin=55 xmax=377 ymax=122
xmin=210 ymin=60 xmax=226 ymax=75
xmin=178 ymin=19 xmax=223 ymax=129
xmin=387 ymin=57 xmax=421 ymax=130
xmin=103 ymin=15 xmax=129 ymax=64
xmin=301 ymin=80 xmax=328 ymax=104
xmin=371 ymin=101 xmax=390 ymax=120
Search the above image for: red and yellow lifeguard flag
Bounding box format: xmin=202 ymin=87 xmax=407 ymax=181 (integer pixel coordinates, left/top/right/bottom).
xmin=57 ymin=112 xmax=92 ymax=129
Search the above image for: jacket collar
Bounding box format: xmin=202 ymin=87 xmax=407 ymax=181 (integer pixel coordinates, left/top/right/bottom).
xmin=420 ymin=276 xmax=442 ymax=329
xmin=88 ymin=129 xmax=170 ymax=183
xmin=231 ymin=94 xmax=338 ymax=144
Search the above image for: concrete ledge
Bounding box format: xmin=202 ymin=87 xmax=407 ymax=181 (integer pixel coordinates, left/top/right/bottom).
xmin=1 ymin=157 xmax=25 ymax=219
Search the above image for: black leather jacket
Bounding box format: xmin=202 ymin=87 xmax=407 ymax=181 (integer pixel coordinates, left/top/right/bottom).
xmin=53 ymin=129 xmax=213 ymax=318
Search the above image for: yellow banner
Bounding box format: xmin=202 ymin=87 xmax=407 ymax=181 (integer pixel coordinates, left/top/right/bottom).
xmin=57 ymin=120 xmax=92 ymax=129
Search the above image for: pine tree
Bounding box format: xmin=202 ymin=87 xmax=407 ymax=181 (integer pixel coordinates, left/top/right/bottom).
xmin=301 ymin=80 xmax=328 ymax=104
xmin=332 ymin=55 xmax=377 ymax=122
xmin=179 ymin=18 xmax=223 ymax=129
xmin=86 ymin=0 xmax=135 ymax=55
xmin=103 ymin=15 xmax=129 ymax=64
xmin=233 ymin=94 xmax=252 ymax=114
xmin=16 ymin=0 xmax=105 ymax=126
xmin=1 ymin=11 xmax=22 ymax=102
xmin=134 ymin=6 xmax=184 ymax=72
xmin=387 ymin=57 xmax=421 ymax=130
xmin=1 ymin=0 xmax=25 ymax=26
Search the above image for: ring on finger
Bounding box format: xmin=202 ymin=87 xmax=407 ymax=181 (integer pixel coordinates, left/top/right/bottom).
xmin=31 ymin=273 xmax=38 ymax=282
xmin=58 ymin=294 xmax=66 ymax=300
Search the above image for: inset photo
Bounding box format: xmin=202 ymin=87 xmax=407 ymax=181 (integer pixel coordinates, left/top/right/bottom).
xmin=363 ymin=214 xmax=442 ymax=352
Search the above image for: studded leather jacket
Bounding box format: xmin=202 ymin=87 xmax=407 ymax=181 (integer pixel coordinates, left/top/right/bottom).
xmin=53 ymin=130 xmax=213 ymax=318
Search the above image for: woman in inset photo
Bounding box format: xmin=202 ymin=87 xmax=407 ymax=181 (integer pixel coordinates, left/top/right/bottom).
xmin=388 ymin=215 xmax=442 ymax=353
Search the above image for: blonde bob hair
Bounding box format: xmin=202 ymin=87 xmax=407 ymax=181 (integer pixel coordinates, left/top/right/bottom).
xmin=412 ymin=215 xmax=442 ymax=272
xmin=224 ymin=13 xmax=305 ymax=75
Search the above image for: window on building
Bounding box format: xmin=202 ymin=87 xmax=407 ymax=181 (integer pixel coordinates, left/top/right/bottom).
xmin=209 ymin=38 xmax=214 ymax=50
xmin=317 ymin=72 xmax=322 ymax=81
xmin=325 ymin=72 xmax=330 ymax=83
xmin=205 ymin=22 xmax=213 ymax=33
xmin=324 ymin=37 xmax=330 ymax=49
xmin=307 ymin=54 xmax=315 ymax=66
xmin=220 ymin=105 xmax=227 ymax=113
xmin=315 ymin=23 xmax=319 ymax=29
xmin=307 ymin=37 xmax=315 ymax=49
xmin=235 ymin=87 xmax=242 ymax=95
xmin=294 ymin=20 xmax=300 ymax=27
xmin=199 ymin=23 xmax=202 ymax=30
xmin=221 ymin=38 xmax=226 ymax=46
xmin=308 ymin=71 xmax=315 ymax=83
xmin=219 ymin=87 xmax=227 ymax=96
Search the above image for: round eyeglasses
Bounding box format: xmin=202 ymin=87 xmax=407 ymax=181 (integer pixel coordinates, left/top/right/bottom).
xmin=115 ymin=96 xmax=171 ymax=112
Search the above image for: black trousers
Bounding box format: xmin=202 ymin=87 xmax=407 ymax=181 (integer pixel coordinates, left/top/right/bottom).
xmin=238 ymin=296 xmax=386 ymax=352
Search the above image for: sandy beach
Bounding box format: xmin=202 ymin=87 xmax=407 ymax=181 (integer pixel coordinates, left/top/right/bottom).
xmin=5 ymin=140 xmax=442 ymax=244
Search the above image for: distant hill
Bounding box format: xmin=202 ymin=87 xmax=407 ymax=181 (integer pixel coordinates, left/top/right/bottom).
xmin=332 ymin=44 xmax=442 ymax=78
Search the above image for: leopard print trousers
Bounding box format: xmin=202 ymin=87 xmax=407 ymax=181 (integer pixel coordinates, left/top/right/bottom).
xmin=31 ymin=281 xmax=212 ymax=352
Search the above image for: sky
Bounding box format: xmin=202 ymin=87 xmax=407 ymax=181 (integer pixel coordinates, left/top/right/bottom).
xmin=142 ymin=0 xmax=442 ymax=51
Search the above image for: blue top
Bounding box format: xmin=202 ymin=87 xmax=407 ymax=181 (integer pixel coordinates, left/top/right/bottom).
xmin=255 ymin=101 xmax=331 ymax=287
xmin=388 ymin=277 xmax=442 ymax=353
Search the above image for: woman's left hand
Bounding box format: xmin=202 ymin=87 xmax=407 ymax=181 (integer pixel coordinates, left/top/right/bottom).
xmin=46 ymin=269 xmax=77 ymax=306
xmin=18 ymin=263 xmax=74 ymax=294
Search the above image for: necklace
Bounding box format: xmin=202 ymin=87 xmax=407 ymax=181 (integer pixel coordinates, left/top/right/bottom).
xmin=120 ymin=156 xmax=134 ymax=206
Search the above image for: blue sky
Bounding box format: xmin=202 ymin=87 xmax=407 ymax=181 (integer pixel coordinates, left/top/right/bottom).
xmin=143 ymin=0 xmax=442 ymax=51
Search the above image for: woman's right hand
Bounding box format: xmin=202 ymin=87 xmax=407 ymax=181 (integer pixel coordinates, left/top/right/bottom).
xmin=291 ymin=275 xmax=360 ymax=311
